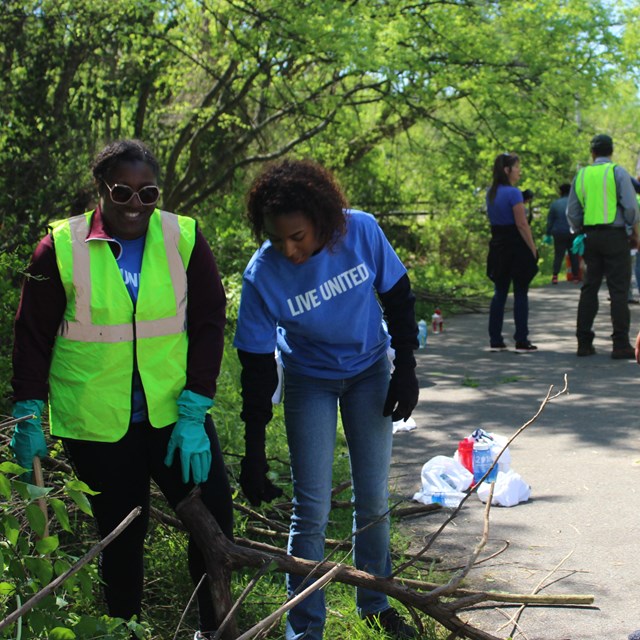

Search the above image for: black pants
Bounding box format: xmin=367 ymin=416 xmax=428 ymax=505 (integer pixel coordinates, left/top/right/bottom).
xmin=62 ymin=414 xmax=233 ymax=632
xmin=552 ymin=233 xmax=580 ymax=278
xmin=576 ymin=226 xmax=631 ymax=348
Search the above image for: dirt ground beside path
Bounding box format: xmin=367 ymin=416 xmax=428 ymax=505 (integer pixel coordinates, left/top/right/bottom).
xmin=389 ymin=280 xmax=640 ymax=640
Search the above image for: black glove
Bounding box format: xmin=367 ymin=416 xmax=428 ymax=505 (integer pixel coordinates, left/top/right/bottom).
xmin=383 ymin=351 xmax=419 ymax=421
xmin=240 ymin=452 xmax=283 ymax=507
xmin=240 ymin=421 xmax=283 ymax=507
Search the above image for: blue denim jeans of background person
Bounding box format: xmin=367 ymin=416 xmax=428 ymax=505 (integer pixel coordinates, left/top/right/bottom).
xmin=283 ymin=356 xmax=393 ymax=640
xmin=489 ymin=276 xmax=529 ymax=345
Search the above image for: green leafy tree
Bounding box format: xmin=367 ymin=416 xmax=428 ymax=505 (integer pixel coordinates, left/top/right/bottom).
xmin=0 ymin=459 xmax=148 ymax=639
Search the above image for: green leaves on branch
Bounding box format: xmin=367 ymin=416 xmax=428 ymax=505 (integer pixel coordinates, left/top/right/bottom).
xmin=0 ymin=464 xmax=137 ymax=639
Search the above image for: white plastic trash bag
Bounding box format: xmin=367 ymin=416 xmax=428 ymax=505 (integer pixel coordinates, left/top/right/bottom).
xmin=488 ymin=433 xmax=511 ymax=472
xmin=422 ymin=456 xmax=473 ymax=492
xmin=412 ymin=455 xmax=473 ymax=506
xmin=393 ymin=417 xmax=417 ymax=433
xmin=476 ymin=469 xmax=531 ymax=507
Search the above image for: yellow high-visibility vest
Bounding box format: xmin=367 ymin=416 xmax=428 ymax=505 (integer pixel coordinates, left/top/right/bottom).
xmin=48 ymin=209 xmax=196 ymax=441
xmin=576 ymin=163 xmax=617 ymax=225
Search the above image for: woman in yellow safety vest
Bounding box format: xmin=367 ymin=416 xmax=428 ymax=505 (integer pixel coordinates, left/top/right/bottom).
xmin=10 ymin=139 xmax=232 ymax=640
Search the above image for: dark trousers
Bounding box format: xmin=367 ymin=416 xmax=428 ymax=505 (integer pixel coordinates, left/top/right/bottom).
xmin=552 ymin=233 xmax=580 ymax=278
xmin=62 ymin=414 xmax=233 ymax=632
xmin=489 ymin=276 xmax=530 ymax=344
xmin=576 ymin=227 xmax=631 ymax=348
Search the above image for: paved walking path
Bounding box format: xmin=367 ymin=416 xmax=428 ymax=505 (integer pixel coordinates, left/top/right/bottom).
xmin=390 ymin=280 xmax=640 ymax=640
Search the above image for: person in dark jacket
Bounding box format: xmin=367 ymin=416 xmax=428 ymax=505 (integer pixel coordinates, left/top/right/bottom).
xmin=567 ymin=134 xmax=640 ymax=358
xmin=546 ymin=183 xmax=581 ymax=284
xmin=10 ymin=139 xmax=233 ymax=640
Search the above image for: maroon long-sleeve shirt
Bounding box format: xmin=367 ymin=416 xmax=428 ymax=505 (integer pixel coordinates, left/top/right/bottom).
xmin=12 ymin=208 xmax=226 ymax=402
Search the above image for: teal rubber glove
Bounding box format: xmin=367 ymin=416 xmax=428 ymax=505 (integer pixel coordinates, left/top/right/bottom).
xmin=571 ymin=233 xmax=585 ymax=256
xmin=11 ymin=399 xmax=47 ymax=482
xmin=543 ymin=234 xmax=553 ymax=245
xmin=164 ymin=390 xmax=213 ymax=484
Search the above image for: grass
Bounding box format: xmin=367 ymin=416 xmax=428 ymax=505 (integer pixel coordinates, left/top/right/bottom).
xmin=131 ymin=340 xmax=455 ymax=638
xmin=211 ymin=364 xmax=451 ymax=639
xmin=462 ymin=375 xmax=480 ymax=388
xmin=498 ymin=376 xmax=521 ymax=384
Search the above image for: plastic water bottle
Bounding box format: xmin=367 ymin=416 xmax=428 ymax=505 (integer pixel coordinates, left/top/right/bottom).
xmin=473 ymin=442 xmax=497 ymax=484
xmin=431 ymin=492 xmax=464 ymax=508
xmin=417 ymin=319 xmax=427 ymax=348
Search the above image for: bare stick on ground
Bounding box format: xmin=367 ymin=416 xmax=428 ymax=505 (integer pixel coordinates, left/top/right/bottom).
xmin=0 ymin=506 xmax=141 ymax=633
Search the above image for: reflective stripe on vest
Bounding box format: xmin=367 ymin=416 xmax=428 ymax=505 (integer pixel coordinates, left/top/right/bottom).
xmin=58 ymin=212 xmax=187 ymax=342
xmin=576 ymin=163 xmax=617 ymax=225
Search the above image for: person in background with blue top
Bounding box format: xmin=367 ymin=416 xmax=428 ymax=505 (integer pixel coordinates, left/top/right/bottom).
xmin=234 ymin=159 xmax=419 ymax=640
xmin=545 ymin=183 xmax=581 ymax=284
xmin=486 ymin=152 xmax=539 ymax=352
xmin=10 ymin=139 xmax=233 ymax=640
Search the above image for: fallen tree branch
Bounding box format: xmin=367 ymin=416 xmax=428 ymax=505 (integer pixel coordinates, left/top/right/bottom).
xmin=396 ymin=577 xmax=593 ymax=606
xmin=441 ymin=540 xmax=510 ymax=572
xmin=175 ymin=488 xmax=511 ymax=640
xmin=175 ymin=493 xmax=239 ymax=639
xmin=152 ymin=507 xmax=593 ymax=608
xmin=234 ymin=564 xmax=345 ymax=640
xmin=172 ymin=573 xmax=207 ymax=640
xmin=0 ymin=507 xmax=141 ymax=633
xmin=392 ymin=376 xmax=569 ymax=579
xmin=497 ymin=549 xmax=575 ymax=637
xmin=213 ymin=561 xmax=276 ymax=640
xmin=394 ymin=503 xmax=443 ymax=519
xmin=233 ymin=502 xmax=289 ymax=532
xmin=434 ymin=484 xmax=495 ymax=600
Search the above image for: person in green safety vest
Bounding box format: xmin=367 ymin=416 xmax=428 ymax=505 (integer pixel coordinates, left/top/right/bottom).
xmin=567 ymin=133 xmax=640 ymax=359
xmin=10 ymin=139 xmax=233 ymax=639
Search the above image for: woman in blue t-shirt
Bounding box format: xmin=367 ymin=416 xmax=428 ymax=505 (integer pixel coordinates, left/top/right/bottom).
xmin=234 ymin=159 xmax=419 ymax=640
xmin=486 ymin=152 xmax=539 ymax=352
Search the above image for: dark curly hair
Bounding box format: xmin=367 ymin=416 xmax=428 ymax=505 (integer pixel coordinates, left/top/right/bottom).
xmin=91 ymin=139 xmax=160 ymax=184
xmin=247 ymin=159 xmax=348 ymax=249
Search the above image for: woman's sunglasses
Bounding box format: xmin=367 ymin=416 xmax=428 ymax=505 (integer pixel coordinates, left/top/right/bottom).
xmin=103 ymin=181 xmax=160 ymax=206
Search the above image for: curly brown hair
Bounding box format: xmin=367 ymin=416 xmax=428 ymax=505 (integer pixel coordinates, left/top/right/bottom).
xmin=247 ymin=159 xmax=348 ymax=249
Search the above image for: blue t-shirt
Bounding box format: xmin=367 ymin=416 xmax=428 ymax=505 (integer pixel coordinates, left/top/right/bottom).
xmin=486 ymin=185 xmax=523 ymax=225
xmin=233 ymin=210 xmax=407 ymax=379
xmin=115 ymin=235 xmax=145 ymax=302
xmin=114 ymin=235 xmax=147 ymax=422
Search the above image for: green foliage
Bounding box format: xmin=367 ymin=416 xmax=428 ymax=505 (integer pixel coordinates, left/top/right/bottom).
xmin=1 ymin=0 xmax=633 ymax=259
xmin=2 ymin=1 xmax=640 ymax=636
xmin=0 ymin=460 xmax=148 ymax=639
xmin=462 ymin=376 xmax=480 ymax=389
xmin=0 ymin=251 xmax=32 ymax=415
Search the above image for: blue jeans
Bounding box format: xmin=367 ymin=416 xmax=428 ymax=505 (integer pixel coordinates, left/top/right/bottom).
xmin=488 ymin=276 xmax=530 ymax=345
xmin=283 ymin=357 xmax=393 ymax=640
